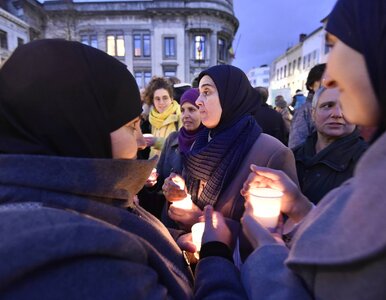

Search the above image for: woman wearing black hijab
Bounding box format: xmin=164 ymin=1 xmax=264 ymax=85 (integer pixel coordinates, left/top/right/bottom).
xmin=199 ymin=0 xmax=386 ymax=298
xmin=163 ymin=65 xmax=298 ymax=259
xmin=0 ymin=39 xmax=222 ymax=299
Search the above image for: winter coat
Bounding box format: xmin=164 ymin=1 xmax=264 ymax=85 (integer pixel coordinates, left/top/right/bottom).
xmin=293 ymin=130 xmax=367 ymax=204
xmin=0 ymin=154 xmax=196 ymax=299
xmin=288 ymin=93 xmax=315 ymax=149
xmin=253 ymin=103 xmax=288 ymax=145
xmin=241 ymin=131 xmax=386 ymax=300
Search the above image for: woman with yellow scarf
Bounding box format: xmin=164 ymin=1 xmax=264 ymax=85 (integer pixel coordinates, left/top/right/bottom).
xmin=144 ymin=77 xmax=182 ymax=158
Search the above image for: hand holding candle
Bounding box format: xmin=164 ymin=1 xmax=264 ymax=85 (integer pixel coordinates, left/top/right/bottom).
xmin=247 ymin=187 xmax=283 ymax=229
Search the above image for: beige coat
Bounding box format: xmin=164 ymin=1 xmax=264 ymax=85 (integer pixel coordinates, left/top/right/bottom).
xmin=242 ymin=132 xmax=386 ymax=299
xmin=215 ymin=133 xmax=298 ymax=259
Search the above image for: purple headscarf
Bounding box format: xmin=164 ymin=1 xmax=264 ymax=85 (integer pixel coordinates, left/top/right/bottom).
xmin=178 ymin=88 xmax=205 ymax=155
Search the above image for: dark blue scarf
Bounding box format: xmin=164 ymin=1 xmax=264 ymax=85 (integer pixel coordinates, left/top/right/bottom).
xmin=185 ymin=115 xmax=261 ymax=208
xmin=184 ymin=65 xmax=262 ymax=209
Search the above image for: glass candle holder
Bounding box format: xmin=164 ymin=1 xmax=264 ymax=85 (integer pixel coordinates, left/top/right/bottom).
xmin=248 ymin=187 xmax=283 ymax=229
xmin=191 ymin=221 xmax=205 ymax=252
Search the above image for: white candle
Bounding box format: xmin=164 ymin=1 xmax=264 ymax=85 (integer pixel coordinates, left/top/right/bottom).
xmin=148 ymin=168 xmax=157 ymax=181
xmin=171 ymin=194 xmax=193 ymax=209
xmin=248 ymin=188 xmax=283 ymax=229
xmin=191 ymin=221 xmax=205 ymax=251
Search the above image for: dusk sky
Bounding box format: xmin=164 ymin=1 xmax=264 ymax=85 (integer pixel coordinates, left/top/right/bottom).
xmin=232 ymin=0 xmax=338 ymax=72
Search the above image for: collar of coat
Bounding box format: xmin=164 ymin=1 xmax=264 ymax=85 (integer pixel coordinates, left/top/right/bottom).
xmin=0 ymin=154 xmax=157 ymax=208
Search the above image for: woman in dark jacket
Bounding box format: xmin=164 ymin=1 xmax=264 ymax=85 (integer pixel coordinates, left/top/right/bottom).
xmin=293 ymin=87 xmax=367 ymax=204
xmin=139 ymin=88 xmax=205 ymax=220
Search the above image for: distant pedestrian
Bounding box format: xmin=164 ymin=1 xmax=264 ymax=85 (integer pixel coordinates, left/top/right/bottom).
xmin=253 ymin=87 xmax=288 ymax=145
xmin=288 ymin=63 xmax=326 ymax=149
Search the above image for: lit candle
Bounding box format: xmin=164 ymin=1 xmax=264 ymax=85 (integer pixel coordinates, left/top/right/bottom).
xmin=191 ymin=221 xmax=205 ymax=252
xmin=148 ymin=168 xmax=157 ymax=181
xmin=171 ymin=194 xmax=193 ymax=209
xmin=248 ymin=187 xmax=283 ymax=229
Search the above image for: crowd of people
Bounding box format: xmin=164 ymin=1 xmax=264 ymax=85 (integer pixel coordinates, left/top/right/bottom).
xmin=0 ymin=0 xmax=385 ymax=298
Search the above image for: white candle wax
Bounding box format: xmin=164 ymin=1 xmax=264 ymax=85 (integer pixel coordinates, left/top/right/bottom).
xmin=191 ymin=221 xmax=205 ymax=251
xmin=148 ymin=168 xmax=157 ymax=181
xmin=249 ymin=188 xmax=283 ymax=229
xmin=171 ymin=194 xmax=193 ymax=209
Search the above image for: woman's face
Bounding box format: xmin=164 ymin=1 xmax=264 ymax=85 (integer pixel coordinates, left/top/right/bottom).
xmin=312 ymin=88 xmax=355 ymax=139
xmin=110 ymin=117 xmax=146 ymax=159
xmin=153 ymin=88 xmax=172 ymax=113
xmin=181 ymin=102 xmax=201 ymax=131
xmin=196 ymin=75 xmax=222 ymax=128
xmin=324 ymin=33 xmax=380 ymax=127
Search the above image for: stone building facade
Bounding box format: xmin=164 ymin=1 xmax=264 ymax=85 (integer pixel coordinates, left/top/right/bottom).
xmin=0 ymin=0 xmax=238 ymax=87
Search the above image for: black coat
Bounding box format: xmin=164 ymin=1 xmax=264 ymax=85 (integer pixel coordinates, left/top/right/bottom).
xmin=293 ymin=130 xmax=367 ymax=204
xmin=253 ymin=103 xmax=288 ymax=145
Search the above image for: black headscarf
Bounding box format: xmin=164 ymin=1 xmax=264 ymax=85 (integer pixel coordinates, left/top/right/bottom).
xmin=0 ymin=39 xmax=141 ymax=158
xmin=326 ymin=0 xmax=386 ymax=134
xmin=184 ymin=65 xmax=262 ymax=209
xmin=198 ymin=64 xmax=261 ymax=133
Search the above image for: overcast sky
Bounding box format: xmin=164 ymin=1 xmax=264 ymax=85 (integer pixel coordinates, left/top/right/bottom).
xmin=232 ymin=0 xmax=338 ymax=72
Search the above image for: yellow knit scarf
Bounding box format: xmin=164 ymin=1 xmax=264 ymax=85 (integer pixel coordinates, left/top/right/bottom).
xmin=149 ymin=100 xmax=180 ymax=129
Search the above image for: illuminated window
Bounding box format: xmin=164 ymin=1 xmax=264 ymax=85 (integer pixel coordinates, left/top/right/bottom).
xmin=134 ymin=33 xmax=151 ymax=58
xmin=81 ymin=34 xmax=98 ymax=48
xmin=194 ymin=35 xmax=205 ymax=61
xmin=106 ymin=33 xmax=125 ymax=57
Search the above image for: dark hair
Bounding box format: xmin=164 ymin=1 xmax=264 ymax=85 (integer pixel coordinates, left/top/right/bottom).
xmin=255 ymin=86 xmax=269 ymax=103
xmin=144 ymin=76 xmax=173 ymax=105
xmin=306 ymin=63 xmax=326 ymax=92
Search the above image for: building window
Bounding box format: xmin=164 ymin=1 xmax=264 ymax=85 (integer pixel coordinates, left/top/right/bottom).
xmin=303 ymin=56 xmax=306 ymax=69
xmin=293 ymin=60 xmax=296 ymax=73
xmin=288 ymin=63 xmax=292 ymax=76
xmin=0 ymin=30 xmax=8 ymax=50
xmin=134 ymin=70 xmax=152 ymax=88
xmin=284 ymin=65 xmax=287 ymax=77
xmin=17 ymin=37 xmax=24 ymax=47
xmin=194 ymin=34 xmax=205 ymax=61
xmin=134 ymin=33 xmax=151 ymax=58
xmin=297 ymin=57 xmax=301 ymax=70
xmin=163 ymin=37 xmax=176 ymax=59
xmin=106 ymin=33 xmax=125 ymax=57
xmin=218 ymin=38 xmax=226 ymax=61
xmin=81 ymin=34 xmax=98 ymax=48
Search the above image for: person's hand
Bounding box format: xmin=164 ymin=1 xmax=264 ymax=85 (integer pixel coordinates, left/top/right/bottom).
xmin=143 ymin=134 xmax=156 ymax=147
xmin=144 ymin=168 xmax=158 ymax=187
xmin=241 ymin=202 xmax=284 ymax=249
xmin=202 ymin=205 xmax=232 ymax=248
xmin=176 ymin=233 xmax=199 ymax=265
xmin=176 ymin=232 xmax=196 ymax=253
xmin=168 ymin=201 xmax=203 ymax=231
xmin=162 ymin=173 xmax=187 ymax=201
xmin=241 ymin=165 xmax=312 ymax=223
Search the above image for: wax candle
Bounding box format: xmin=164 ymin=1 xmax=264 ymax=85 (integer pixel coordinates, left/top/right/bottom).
xmin=248 ymin=187 xmax=283 ymax=229
xmin=191 ymin=221 xmax=205 ymax=252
